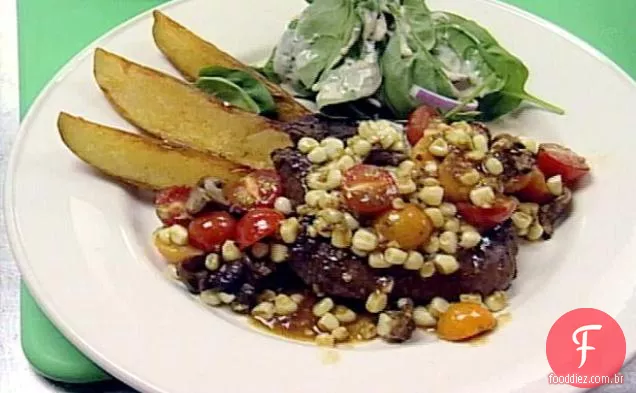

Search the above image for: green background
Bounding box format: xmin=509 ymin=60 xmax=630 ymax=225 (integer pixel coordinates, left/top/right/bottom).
xmin=15 ymin=0 xmax=636 ymax=384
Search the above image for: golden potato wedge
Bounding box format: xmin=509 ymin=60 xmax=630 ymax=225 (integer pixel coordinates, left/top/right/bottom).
xmin=93 ymin=48 xmax=292 ymax=169
xmin=151 ymin=10 xmax=310 ymax=122
xmin=58 ymin=112 xmax=249 ymax=190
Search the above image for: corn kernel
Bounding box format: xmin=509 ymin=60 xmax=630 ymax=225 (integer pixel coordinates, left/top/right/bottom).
xmin=383 ymin=247 xmax=408 ymax=265
xmin=352 ymin=138 xmax=372 ymax=156
xmin=168 ymin=225 xmax=189 ymax=246
xmin=428 ymin=138 xmax=450 ymax=157
xmin=440 ymin=202 xmax=457 ymax=217
xmin=318 ymin=192 xmax=340 ymax=209
xmin=274 ymin=294 xmax=298 ymax=315
xmin=318 ymin=312 xmax=340 ymax=332
xmin=270 ymin=244 xmax=289 ymax=263
xmin=274 ymin=196 xmax=293 ymax=215
xmin=352 ymin=228 xmax=378 ymax=251
xmin=376 ymin=313 xmax=394 ymax=337
xmin=391 ymin=141 xmax=406 ymax=152
xmin=546 ymin=175 xmax=563 ymax=196
xmin=423 ymin=235 xmax=440 ymax=253
xmin=365 ymin=291 xmax=388 ymax=313
xmin=445 ymin=128 xmax=471 ymax=146
xmin=221 ymin=240 xmax=242 ymax=262
xmin=156 ymin=228 xmax=172 ymax=244
xmin=469 ymin=186 xmax=495 ymax=207
xmin=320 ymin=208 xmax=343 ymax=224
xmin=424 ymin=208 xmax=445 ymax=228
xmin=417 ymin=259 xmax=436 ymax=278
xmin=331 ymin=227 xmax=353 ymax=248
xmin=307 ymin=146 xmax=328 ymax=164
xmin=298 ymin=137 xmax=319 ymax=153
xmin=444 ymin=218 xmax=460 ymax=233
xmin=290 ymin=294 xmax=305 ymax=304
xmin=459 ymin=169 xmax=481 ymax=186
xmin=423 ymin=161 xmax=438 ymax=176
xmin=333 ymin=305 xmax=357 ymax=323
xmin=205 ymin=253 xmax=220 ymax=271
xmin=280 ymin=217 xmax=300 ymax=244
xmin=336 ymin=155 xmax=356 ymax=171
xmin=357 ymin=321 xmax=377 ymax=340
xmin=434 ymin=254 xmax=459 ymax=274
xmin=305 ymin=190 xmax=327 ymax=207
xmin=343 ymin=212 xmax=359 ymax=230
xmin=251 ymin=302 xmax=275 ymax=320
xmin=218 ymin=292 xmax=236 ymax=304
xmin=332 ymin=326 xmax=349 ymax=341
xmin=484 ymin=290 xmax=508 ymax=312
xmin=418 ymin=186 xmax=444 ymax=206
xmin=200 ymin=290 xmax=221 ymax=306
xmin=404 ymin=251 xmax=424 ymax=270
xmin=313 ymin=298 xmax=335 ymax=317
xmin=321 ymin=137 xmax=345 ymax=159
xmin=511 ymin=211 xmax=532 ymax=229
xmin=459 ymin=231 xmax=482 ymax=248
xmin=397 ymin=160 xmax=416 ymax=178
xmin=472 ymin=134 xmax=489 ymax=152
xmin=421 ymin=177 xmax=439 ymax=187
xmin=439 ymin=231 xmax=458 ymax=254
xmin=398 ymin=178 xmax=417 ymax=194
xmin=527 ymin=222 xmax=544 ymax=241
xmin=518 ymin=202 xmax=539 ymax=216
xmin=428 ymin=297 xmax=450 ymax=318
xmin=315 ymin=333 xmax=335 ymax=347
xmin=484 ymin=157 xmax=504 ymax=175
xmin=413 ymin=306 xmax=437 ymax=327
xmin=460 ymin=293 xmax=483 ymax=304
xmin=368 ymin=251 xmax=391 ymax=268
xmin=519 ymin=136 xmax=538 ymax=154
xmin=351 ymin=247 xmax=369 ymax=257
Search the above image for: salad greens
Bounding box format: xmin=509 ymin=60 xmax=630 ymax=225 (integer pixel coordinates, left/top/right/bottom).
xmin=266 ymin=0 xmax=563 ymax=121
xmin=195 ymin=66 xmax=277 ymax=115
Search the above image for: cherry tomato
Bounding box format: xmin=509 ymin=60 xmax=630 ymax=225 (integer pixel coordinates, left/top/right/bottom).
xmin=537 ymin=143 xmax=590 ymax=184
xmin=374 ymin=204 xmax=433 ymax=250
xmin=410 ymin=135 xmax=436 ymax=168
xmin=224 ymin=170 xmax=283 ymax=210
xmin=155 ymin=186 xmax=192 ymax=226
xmin=342 ymin=164 xmax=398 ymax=214
xmin=438 ymin=153 xmax=475 ymax=202
xmin=515 ymin=168 xmax=554 ymax=204
xmin=236 ymin=208 xmax=284 ymax=248
xmin=457 ymin=196 xmax=518 ymax=230
xmin=188 ymin=211 xmax=237 ymax=252
xmin=437 ymin=302 xmax=496 ymax=341
xmin=503 ymin=172 xmax=533 ymax=194
xmin=406 ymin=106 xmax=439 ymax=146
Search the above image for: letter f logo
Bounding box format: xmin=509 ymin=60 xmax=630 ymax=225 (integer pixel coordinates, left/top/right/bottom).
xmin=572 ymin=324 xmax=602 ymax=368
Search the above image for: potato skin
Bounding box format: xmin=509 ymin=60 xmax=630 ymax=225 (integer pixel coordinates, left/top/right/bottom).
xmin=93 ymin=48 xmax=293 ymax=169
xmin=151 ymin=10 xmax=310 ymax=122
xmin=58 ymin=112 xmax=249 ymax=190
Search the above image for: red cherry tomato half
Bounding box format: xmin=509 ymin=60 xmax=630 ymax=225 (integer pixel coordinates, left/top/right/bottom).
xmin=515 ymin=168 xmax=554 ymax=204
xmin=537 ymin=143 xmax=590 ymax=184
xmin=236 ymin=208 xmax=285 ymax=248
xmin=406 ymin=106 xmax=439 ymax=146
xmin=342 ymin=164 xmax=399 ymax=214
xmin=457 ymin=196 xmax=518 ymax=231
xmin=224 ymin=170 xmax=283 ymax=210
xmin=155 ymin=185 xmax=192 ymax=226
xmin=188 ymin=211 xmax=237 ymax=252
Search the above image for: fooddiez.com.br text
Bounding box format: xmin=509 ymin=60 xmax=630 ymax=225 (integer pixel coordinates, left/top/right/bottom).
xmin=547 ymin=373 xmax=624 ymax=385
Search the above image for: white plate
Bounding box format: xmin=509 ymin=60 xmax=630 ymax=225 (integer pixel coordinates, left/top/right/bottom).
xmin=6 ymin=0 xmax=636 ymax=392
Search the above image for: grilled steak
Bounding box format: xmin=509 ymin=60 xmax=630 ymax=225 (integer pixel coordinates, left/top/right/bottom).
xmin=271 ymin=147 xmax=311 ymax=206
xmin=279 ymin=114 xmax=358 ymax=144
xmin=539 ymin=187 xmax=573 ymax=239
xmin=287 ymin=222 xmax=518 ymax=303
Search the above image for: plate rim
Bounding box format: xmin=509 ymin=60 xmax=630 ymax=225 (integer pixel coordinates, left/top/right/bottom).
xmin=4 ymin=0 xmax=636 ymax=392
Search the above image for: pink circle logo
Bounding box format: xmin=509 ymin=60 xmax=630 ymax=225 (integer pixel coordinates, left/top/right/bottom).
xmin=546 ymin=308 xmax=626 ymax=388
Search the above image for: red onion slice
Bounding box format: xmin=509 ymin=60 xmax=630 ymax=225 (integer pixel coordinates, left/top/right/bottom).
xmin=410 ymin=84 xmax=479 ymax=112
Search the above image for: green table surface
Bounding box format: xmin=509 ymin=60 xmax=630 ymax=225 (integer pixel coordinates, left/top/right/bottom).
xmin=16 ymin=0 xmax=636 ymax=385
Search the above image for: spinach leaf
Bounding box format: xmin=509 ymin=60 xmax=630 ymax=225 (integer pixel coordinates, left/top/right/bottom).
xmin=253 ymin=48 xmax=281 ymax=84
xmin=401 ymin=0 xmax=436 ymax=51
xmin=293 ymin=0 xmax=360 ymax=89
xmin=197 ymin=66 xmax=277 ymax=115
xmin=380 ymin=31 xmax=453 ymax=118
xmin=434 ymin=12 xmax=564 ymax=120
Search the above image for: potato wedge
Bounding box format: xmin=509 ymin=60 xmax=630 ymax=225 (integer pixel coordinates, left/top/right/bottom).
xmin=93 ymin=48 xmax=292 ymax=169
xmin=151 ymin=10 xmax=310 ymax=122
xmin=58 ymin=112 xmax=249 ymax=190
